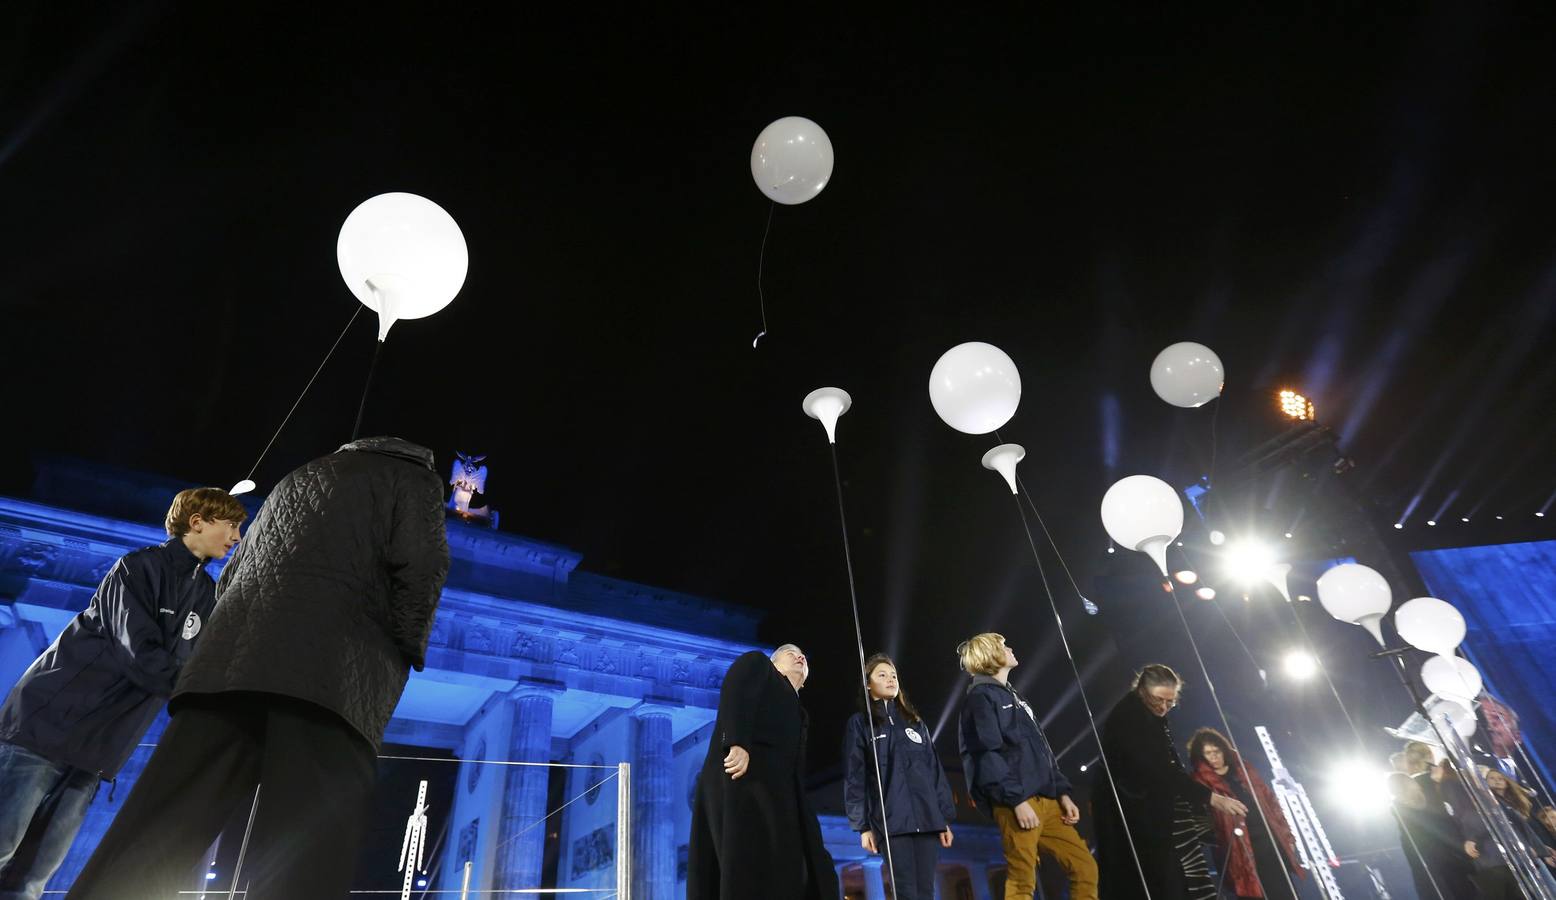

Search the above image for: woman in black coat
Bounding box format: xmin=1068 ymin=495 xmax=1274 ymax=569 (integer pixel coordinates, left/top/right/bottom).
xmin=1094 ymin=664 xmax=1244 ymax=900
xmin=843 ymin=653 xmax=955 ymax=900
xmin=688 ymin=646 xmax=839 ymax=900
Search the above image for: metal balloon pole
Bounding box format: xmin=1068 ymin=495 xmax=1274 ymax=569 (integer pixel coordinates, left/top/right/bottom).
xmin=801 ymin=387 xmax=898 ymax=895
xmin=980 ymin=443 xmax=1155 ymax=898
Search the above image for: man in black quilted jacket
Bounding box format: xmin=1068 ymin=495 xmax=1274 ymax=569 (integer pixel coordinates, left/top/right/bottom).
xmin=67 ymin=437 xmax=450 ymax=900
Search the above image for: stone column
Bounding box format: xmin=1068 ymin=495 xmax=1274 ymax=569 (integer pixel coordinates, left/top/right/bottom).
xmin=860 ymin=857 xmax=888 ymax=900
xmin=494 ymin=681 xmax=562 ymax=892
xmin=963 ymin=861 xmax=993 ymax=900
xmin=630 ymin=703 xmax=675 ymax=900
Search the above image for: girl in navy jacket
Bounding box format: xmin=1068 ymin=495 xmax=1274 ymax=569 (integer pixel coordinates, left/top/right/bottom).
xmin=842 ymin=653 xmax=955 ymax=900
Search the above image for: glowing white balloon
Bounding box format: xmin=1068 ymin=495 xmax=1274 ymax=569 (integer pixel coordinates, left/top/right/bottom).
xmin=928 ymin=342 xmax=1022 ymax=435
xmin=1421 ymin=655 xmax=1482 ymax=704
xmin=802 ymin=387 xmax=852 ymax=444
xmin=337 ymin=192 xmax=469 ymax=341
xmin=1425 ymin=696 xmax=1477 ymax=739
xmin=981 ymin=443 xmax=1025 ymax=495
xmin=1315 ymin=563 xmax=1392 ymax=646
xmin=228 ymin=479 xmax=256 ymax=497
xmin=1150 ymin=342 xmax=1225 ymax=408
xmin=1394 ymin=597 xmax=1467 ymax=656
xmin=1100 ymin=475 xmax=1184 ymax=576
xmin=750 ymin=117 xmax=834 ymax=205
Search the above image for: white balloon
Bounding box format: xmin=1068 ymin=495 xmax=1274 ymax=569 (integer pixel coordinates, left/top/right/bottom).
xmin=981 ymin=443 xmax=1025 ymax=495
xmin=1395 ymin=597 xmax=1467 ymax=656
xmin=1150 ymin=342 xmax=1225 ymax=408
xmin=802 ymin=387 xmax=852 ymax=445
xmin=1421 ymin=655 xmax=1483 ymax=704
xmin=1315 ymin=563 xmax=1393 ymax=645
xmin=1425 ymin=696 xmax=1477 ymax=739
xmin=750 ymin=117 xmax=834 ymax=205
xmin=928 ymin=342 xmax=1022 ymax=435
xmin=1100 ymin=475 xmax=1184 ymax=576
xmin=337 ymin=192 xmax=469 ymax=341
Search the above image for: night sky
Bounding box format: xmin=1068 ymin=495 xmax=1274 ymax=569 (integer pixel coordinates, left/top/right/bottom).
xmin=5 ymin=3 xmax=1556 ymax=795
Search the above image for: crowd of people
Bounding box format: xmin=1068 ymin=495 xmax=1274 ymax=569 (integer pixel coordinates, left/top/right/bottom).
xmin=1 ymin=459 xmax=1551 ymax=900
xmin=688 ymin=632 xmax=1319 ymax=900
xmin=1387 ymin=738 xmax=1556 ymax=899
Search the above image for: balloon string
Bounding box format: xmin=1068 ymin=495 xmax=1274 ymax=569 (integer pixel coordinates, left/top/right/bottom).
xmin=241 ymin=305 xmax=364 ymax=483
xmin=1005 ymin=483 xmax=1155 ymax=899
xmin=351 ymin=338 xmax=384 ymax=442
xmin=990 ymin=427 xmax=1093 ymax=612
xmin=825 ymin=441 xmax=899 ymax=893
xmin=1206 ymin=396 xmax=1222 ymax=489
xmin=752 ymin=202 xmax=775 ymax=348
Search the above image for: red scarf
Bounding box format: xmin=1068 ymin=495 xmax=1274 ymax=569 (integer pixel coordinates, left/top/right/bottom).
xmin=1191 ymin=754 xmax=1304 ymax=897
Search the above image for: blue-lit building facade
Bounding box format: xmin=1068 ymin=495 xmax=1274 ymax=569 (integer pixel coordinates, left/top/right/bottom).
xmin=0 ymin=462 xmax=1011 ymax=900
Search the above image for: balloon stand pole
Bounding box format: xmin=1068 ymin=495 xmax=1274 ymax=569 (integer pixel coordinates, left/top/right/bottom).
xmin=1004 ymin=489 xmax=1155 ymax=899
xmin=351 ymin=339 xmax=384 ymax=442
xmin=821 ymin=441 xmax=899 ymax=893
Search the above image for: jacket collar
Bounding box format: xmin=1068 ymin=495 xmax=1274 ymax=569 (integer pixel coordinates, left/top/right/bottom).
xmin=159 ymin=537 xmax=206 ymax=576
xmin=337 ymin=436 xmax=437 ymax=471
xmin=968 ymin=674 xmax=1014 ymax=694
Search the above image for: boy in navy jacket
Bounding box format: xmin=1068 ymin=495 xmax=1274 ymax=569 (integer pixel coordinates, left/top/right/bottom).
xmin=958 ymin=631 xmax=1097 ymax=900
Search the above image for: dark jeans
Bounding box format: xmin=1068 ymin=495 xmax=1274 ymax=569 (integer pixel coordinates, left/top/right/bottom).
xmin=65 ymin=692 xmax=376 ymax=900
xmin=0 ymin=742 xmax=99 ymax=900
xmin=884 ymin=831 xmax=941 ymax=900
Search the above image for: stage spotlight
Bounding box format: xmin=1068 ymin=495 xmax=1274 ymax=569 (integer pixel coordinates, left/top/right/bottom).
xmin=1393 ymin=522 xmax=1404 ymax=529
xmin=1079 ymin=764 xmax=1088 ymax=772
xmin=1284 ymin=532 xmax=1293 ymax=539
xmin=1106 ymin=545 xmax=1116 ymax=554
xmin=1427 ymin=520 xmax=1438 ymax=526
xmin=1283 ymin=650 xmax=1318 ymax=680
xmin=1195 ymin=586 xmax=1216 ymax=600
xmin=1174 ymin=570 xmax=1199 ymax=585
xmin=1278 ymin=389 xmax=1316 ymax=421
xmin=1539 ymin=512 xmax=1547 ymax=518
xmin=1495 ymin=515 xmax=1504 ymax=520
xmin=1328 ymin=760 xmax=1391 ymax=815
xmin=1460 ymin=517 xmax=1470 ymax=523
xmin=1208 ymin=529 xmax=1226 ymax=545
xmin=1225 ymin=539 xmax=1276 ymax=585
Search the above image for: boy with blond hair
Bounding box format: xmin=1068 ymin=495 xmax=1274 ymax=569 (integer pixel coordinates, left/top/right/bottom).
xmin=957 ymin=632 xmax=1097 ymax=900
xmin=0 ymin=487 xmax=244 ymax=900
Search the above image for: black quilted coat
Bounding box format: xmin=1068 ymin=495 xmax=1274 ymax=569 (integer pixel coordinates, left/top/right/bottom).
xmin=172 ymin=437 xmax=450 ymax=750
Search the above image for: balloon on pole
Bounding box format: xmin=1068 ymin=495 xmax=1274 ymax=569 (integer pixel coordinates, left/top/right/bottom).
xmin=1421 ymin=655 xmax=1482 ymax=705
xmin=1100 ymin=475 xmax=1184 ymax=576
xmin=802 ymin=387 xmax=852 ymax=444
xmin=337 ymin=192 xmax=469 ymax=341
xmin=981 ymin=444 xmax=1025 ymax=494
xmin=1149 ymin=342 xmax=1225 ymax=408
xmin=1425 ymin=696 xmax=1477 ymax=739
xmin=1315 ymin=563 xmax=1393 ymax=646
xmin=751 ymin=117 xmax=834 ymax=205
xmin=928 ymin=342 xmax=1022 ymax=435
xmin=1394 ymin=597 xmax=1467 ymax=656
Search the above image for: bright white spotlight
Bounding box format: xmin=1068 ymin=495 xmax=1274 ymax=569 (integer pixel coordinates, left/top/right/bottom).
xmin=1079 ymin=764 xmax=1088 ymax=772
xmin=1427 ymin=520 xmax=1438 ymax=526
xmin=1225 ymin=539 xmax=1276 ymax=584
xmin=1195 ymin=586 xmax=1216 ymax=600
xmin=1106 ymin=546 xmax=1116 ymax=554
xmin=1283 ymin=650 xmax=1318 ymax=680
xmin=1284 ymin=532 xmax=1293 ymax=539
xmin=1327 ymin=760 xmax=1392 ymax=815
xmin=1174 ymin=570 xmax=1199 ymax=585
xmin=1393 ymin=523 xmax=1404 ymax=529
xmin=1538 ymin=512 xmax=1547 ymax=518
xmin=1460 ymin=517 xmax=1470 ymax=523
xmin=1208 ymin=529 xmax=1226 ymax=545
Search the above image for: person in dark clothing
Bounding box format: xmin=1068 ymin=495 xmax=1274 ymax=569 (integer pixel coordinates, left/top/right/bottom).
xmin=65 ymin=437 xmax=449 ymax=900
xmin=1094 ymin=664 xmax=1245 ymax=900
xmin=843 ymin=653 xmax=955 ymax=900
xmin=956 ymin=632 xmax=1097 ymax=900
xmin=1386 ymin=772 xmax=1477 ymax=900
xmin=0 ymin=488 xmax=245 ymax=900
xmin=1187 ymin=728 xmax=1302 ymax=900
xmin=1458 ymin=766 xmax=1547 ymax=899
xmin=688 ymin=644 xmax=839 ymax=900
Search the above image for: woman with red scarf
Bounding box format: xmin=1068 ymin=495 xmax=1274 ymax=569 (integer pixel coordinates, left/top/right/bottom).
xmin=1187 ymin=728 xmax=1303 ymax=900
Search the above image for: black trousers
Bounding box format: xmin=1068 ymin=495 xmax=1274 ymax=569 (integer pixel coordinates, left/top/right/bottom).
xmin=66 ymin=691 xmax=376 ymax=900
xmin=884 ymin=831 xmax=940 ymax=900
